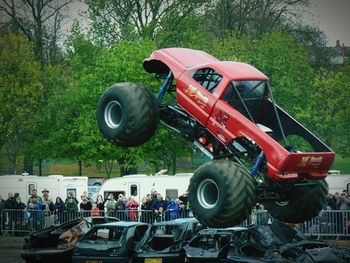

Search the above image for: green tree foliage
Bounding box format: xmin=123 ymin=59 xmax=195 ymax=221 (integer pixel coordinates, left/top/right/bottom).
xmin=206 ymin=32 xmax=314 ymax=115
xmin=0 ymin=34 xmax=43 ymax=173
xmin=308 ymin=66 xmax=350 ymax=156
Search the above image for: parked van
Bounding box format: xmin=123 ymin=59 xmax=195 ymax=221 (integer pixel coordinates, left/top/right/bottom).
xmin=98 ymin=173 xmax=192 ymax=203
xmin=0 ymin=174 xmax=88 ymax=201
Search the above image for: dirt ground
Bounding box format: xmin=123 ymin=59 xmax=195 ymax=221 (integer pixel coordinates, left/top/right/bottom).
xmin=0 ymin=235 xmax=349 ymax=263
xmin=0 ymin=235 xmax=25 ymax=263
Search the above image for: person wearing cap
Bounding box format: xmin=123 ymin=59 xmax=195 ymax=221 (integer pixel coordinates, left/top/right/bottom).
xmin=166 ymin=198 xmax=179 ymax=220
xmin=27 ymin=189 xmax=42 ymax=204
xmin=42 ymin=188 xmax=50 ymax=199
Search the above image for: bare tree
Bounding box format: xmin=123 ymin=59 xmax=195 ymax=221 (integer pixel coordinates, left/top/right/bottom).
xmin=0 ymin=0 xmax=73 ymax=65
xmin=85 ymin=0 xmax=206 ymax=45
xmin=206 ymin=0 xmax=309 ymax=39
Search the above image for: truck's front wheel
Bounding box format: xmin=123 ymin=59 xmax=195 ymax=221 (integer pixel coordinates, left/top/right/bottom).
xmin=189 ymin=160 xmax=256 ymax=227
xmin=264 ymin=179 xmax=328 ymax=223
xmin=97 ymin=82 xmax=159 ymax=147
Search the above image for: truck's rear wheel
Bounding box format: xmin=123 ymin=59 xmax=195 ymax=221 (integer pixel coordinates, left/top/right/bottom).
xmin=97 ymin=82 xmax=159 ymax=147
xmin=189 ymin=160 xmax=256 ymax=227
xmin=264 ymin=179 xmax=328 ymax=223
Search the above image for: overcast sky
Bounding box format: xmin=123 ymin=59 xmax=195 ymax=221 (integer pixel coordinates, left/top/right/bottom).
xmin=308 ymin=0 xmax=350 ymax=46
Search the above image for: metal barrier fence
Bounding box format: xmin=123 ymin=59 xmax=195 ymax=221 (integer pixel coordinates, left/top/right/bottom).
xmin=1 ymin=209 xmax=349 ymax=238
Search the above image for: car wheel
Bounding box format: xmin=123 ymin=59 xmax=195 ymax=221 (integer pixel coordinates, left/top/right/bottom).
xmin=97 ymin=82 xmax=159 ymax=147
xmin=264 ymin=179 xmax=328 ymax=223
xmin=189 ymin=160 xmax=256 ymax=227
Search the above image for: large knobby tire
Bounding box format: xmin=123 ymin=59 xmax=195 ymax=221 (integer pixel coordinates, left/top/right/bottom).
xmin=189 ymin=160 xmax=256 ymax=227
xmin=264 ymin=179 xmax=328 ymax=223
xmin=97 ymin=82 xmax=159 ymax=147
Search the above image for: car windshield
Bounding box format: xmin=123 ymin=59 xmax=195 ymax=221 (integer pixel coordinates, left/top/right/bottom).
xmin=81 ymin=226 xmax=126 ymax=243
xmin=139 ymin=224 xmax=185 ymax=252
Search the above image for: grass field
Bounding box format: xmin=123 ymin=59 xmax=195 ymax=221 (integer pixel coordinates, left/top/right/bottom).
xmin=332 ymin=156 xmax=350 ymax=174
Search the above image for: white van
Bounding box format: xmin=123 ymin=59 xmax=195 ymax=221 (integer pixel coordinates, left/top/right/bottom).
xmin=0 ymin=174 xmax=88 ymax=202
xmin=98 ymin=173 xmax=192 ymax=203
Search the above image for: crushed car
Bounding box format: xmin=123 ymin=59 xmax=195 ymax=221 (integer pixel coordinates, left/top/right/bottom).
xmin=97 ymin=48 xmax=335 ymax=227
xmin=184 ymin=221 xmax=350 ymax=263
xmin=21 ymin=216 xmax=118 ymax=263
xmin=134 ymin=218 xmax=204 ymax=263
xmin=72 ymin=221 xmax=148 ymax=263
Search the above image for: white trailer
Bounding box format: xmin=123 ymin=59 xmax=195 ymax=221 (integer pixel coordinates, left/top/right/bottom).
xmin=98 ymin=173 xmax=192 ymax=203
xmin=325 ymin=172 xmax=350 ymax=194
xmin=0 ymin=174 xmax=88 ymax=202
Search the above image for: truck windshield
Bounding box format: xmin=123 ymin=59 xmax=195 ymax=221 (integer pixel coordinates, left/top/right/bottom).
xmin=223 ymin=80 xmax=268 ymax=121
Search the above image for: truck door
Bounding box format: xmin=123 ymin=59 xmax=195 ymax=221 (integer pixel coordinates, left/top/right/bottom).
xmin=176 ymin=67 xmax=222 ymax=126
xmin=128 ymin=183 xmax=141 ymax=203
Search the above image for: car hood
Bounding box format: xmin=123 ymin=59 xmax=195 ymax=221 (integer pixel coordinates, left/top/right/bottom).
xmin=75 ymin=241 xmax=126 ymax=256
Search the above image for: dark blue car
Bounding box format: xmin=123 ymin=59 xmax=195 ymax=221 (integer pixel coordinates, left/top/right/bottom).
xmin=72 ymin=221 xmax=148 ymax=263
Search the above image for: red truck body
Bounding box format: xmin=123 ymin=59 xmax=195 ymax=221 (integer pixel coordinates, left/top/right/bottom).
xmin=144 ymin=48 xmax=335 ymax=182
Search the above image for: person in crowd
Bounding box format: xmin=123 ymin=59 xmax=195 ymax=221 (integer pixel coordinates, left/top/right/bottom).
xmin=155 ymin=207 xmax=164 ymax=222
xmin=327 ymin=193 xmax=337 ymax=210
xmin=42 ymin=197 xmax=54 ymax=214
xmin=65 ymin=192 xmax=79 ymax=204
xmin=178 ymin=200 xmax=186 ymax=218
xmin=166 ymin=198 xmax=179 ymax=220
xmin=140 ymin=197 xmax=152 ymax=223
xmin=152 ymin=194 xmax=166 ymax=222
xmin=338 ymin=190 xmax=350 ymax=210
xmin=126 ymin=196 xmax=140 ymax=222
xmin=66 ymin=196 xmax=79 ymax=220
xmin=41 ymin=188 xmax=50 ymax=200
xmin=96 ymin=195 xmax=105 ymax=215
xmin=54 ymin=197 xmax=66 ymax=224
xmin=334 ymin=192 xmax=341 ymax=210
xmin=115 ymin=194 xmax=126 ymax=220
xmin=90 ymin=202 xmax=100 ymax=217
xmin=79 ymin=195 xmax=92 ymax=217
xmin=14 ymin=196 xmax=26 ymax=230
xmin=178 ymin=191 xmax=188 ymax=207
xmin=165 ymin=196 xmax=171 ymax=206
xmin=27 ymin=189 xmax=42 ymax=204
xmin=31 ymin=196 xmax=43 ymax=230
xmin=24 ymin=202 xmax=35 ymax=230
xmin=5 ymin=192 xmax=16 ymax=229
xmin=105 ymin=193 xmax=117 ymax=217
xmin=151 ymin=190 xmax=158 ymax=203
xmin=88 ymin=192 xmax=94 ymax=203
xmin=0 ymin=194 xmax=5 ymax=230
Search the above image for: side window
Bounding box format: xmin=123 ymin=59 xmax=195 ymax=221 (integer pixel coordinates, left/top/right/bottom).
xmin=130 ymin=184 xmax=138 ymax=196
xmin=347 ymin=183 xmax=350 ymax=195
xmin=166 ymin=189 xmax=178 ymax=199
xmin=28 ymin=183 xmax=36 ymax=196
xmin=190 ymin=68 xmax=222 ymax=92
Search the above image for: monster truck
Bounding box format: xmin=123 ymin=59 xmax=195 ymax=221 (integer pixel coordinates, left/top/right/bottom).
xmin=96 ymin=48 xmax=335 ymax=227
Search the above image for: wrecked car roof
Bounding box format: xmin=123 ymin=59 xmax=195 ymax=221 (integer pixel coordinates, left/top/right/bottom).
xmin=152 ymin=217 xmax=198 ymax=226
xmin=96 ymin=221 xmax=147 ymax=228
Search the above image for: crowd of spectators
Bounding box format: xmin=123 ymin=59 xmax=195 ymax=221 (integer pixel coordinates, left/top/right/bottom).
xmin=0 ymin=188 xmax=191 ymax=232
xmin=0 ymin=187 xmax=349 ymax=234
